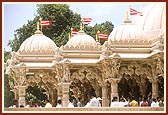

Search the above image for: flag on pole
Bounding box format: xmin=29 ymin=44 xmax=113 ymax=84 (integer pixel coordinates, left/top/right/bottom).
xmin=40 ymin=20 xmax=52 ymax=26
xmin=98 ymin=32 xmax=108 ymax=40
xmin=130 ymin=7 xmax=143 ymax=16
xmin=71 ymin=29 xmax=79 ymax=37
xmin=82 ymin=17 xmax=92 ymax=25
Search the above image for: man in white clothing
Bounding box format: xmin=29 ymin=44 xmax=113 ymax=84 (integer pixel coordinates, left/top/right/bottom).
xmin=89 ymin=93 xmax=99 ymax=107
xmin=68 ymin=98 xmax=74 ymax=107
xmin=45 ymin=99 xmax=52 ymax=108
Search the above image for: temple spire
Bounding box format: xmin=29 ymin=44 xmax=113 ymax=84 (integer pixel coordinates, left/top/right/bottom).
xmin=34 ymin=20 xmax=43 ymax=34
xmin=37 ymin=22 xmax=40 ymax=31
xmin=96 ymin=30 xmax=100 ymax=42
xmin=124 ymin=6 xmax=132 ymax=23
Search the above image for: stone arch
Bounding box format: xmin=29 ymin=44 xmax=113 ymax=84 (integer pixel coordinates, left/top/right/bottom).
xmin=70 ymin=67 xmax=102 ymax=106
xmin=118 ymin=73 xmax=140 ymax=101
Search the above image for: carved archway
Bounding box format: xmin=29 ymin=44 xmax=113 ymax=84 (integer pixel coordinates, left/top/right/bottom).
xmin=70 ymin=67 xmax=102 ymax=106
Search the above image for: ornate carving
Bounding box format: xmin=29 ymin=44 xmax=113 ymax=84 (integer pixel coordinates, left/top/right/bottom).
xmin=156 ymin=58 xmax=164 ymax=77
xmin=102 ymin=59 xmax=121 ymax=80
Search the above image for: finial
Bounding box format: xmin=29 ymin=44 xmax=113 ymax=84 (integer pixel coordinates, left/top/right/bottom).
xmin=35 ymin=21 xmax=43 ymax=34
xmin=80 ymin=22 xmax=84 ymax=31
xmin=96 ymin=30 xmax=100 ymax=42
xmin=124 ymin=8 xmax=132 ymax=23
xmin=39 ymin=17 xmax=42 ymax=31
xmin=125 ymin=11 xmax=129 ymax=21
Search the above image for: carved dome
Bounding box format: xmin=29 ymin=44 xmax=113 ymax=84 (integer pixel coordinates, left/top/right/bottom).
xmin=18 ymin=30 xmax=57 ymax=55
xmin=108 ymin=22 xmax=146 ymax=42
xmin=132 ymin=3 xmax=165 ymax=38
xmin=64 ymin=30 xmax=100 ymax=50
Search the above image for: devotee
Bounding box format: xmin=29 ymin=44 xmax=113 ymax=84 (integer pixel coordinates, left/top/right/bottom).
xmin=56 ymin=99 xmax=62 ymax=108
xmin=9 ymin=99 xmax=18 ymax=108
xmin=77 ymin=97 xmax=83 ymax=107
xmin=44 ymin=99 xmax=52 ymax=108
xmin=129 ymin=96 xmax=138 ymax=107
xmin=97 ymin=97 xmax=102 ymax=107
xmin=89 ymin=93 xmax=100 ymax=107
xmin=68 ymin=98 xmax=74 ymax=107
xmin=110 ymin=96 xmax=119 ymax=107
xmin=151 ymin=98 xmax=159 ymax=107
xmin=141 ymin=97 xmax=149 ymax=107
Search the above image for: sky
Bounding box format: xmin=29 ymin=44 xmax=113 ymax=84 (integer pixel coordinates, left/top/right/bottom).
xmin=3 ymin=2 xmax=149 ymax=51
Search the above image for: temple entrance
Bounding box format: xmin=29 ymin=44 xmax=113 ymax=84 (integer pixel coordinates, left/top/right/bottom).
xmin=26 ymin=84 xmax=47 ymax=106
xmin=118 ymin=74 xmax=140 ymax=101
xmin=69 ymin=77 xmax=98 ymax=106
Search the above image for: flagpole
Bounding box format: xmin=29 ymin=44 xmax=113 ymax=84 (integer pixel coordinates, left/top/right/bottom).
xmin=70 ymin=27 xmax=73 ymax=39
xmin=81 ymin=16 xmax=84 ymax=31
xmin=96 ymin=30 xmax=100 ymax=42
xmin=39 ymin=17 xmax=42 ymax=32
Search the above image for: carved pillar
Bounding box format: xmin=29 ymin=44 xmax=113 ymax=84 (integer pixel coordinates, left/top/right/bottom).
xmin=110 ymin=79 xmax=119 ymax=99
xmin=102 ymin=85 xmax=108 ymax=107
xmin=61 ymin=59 xmax=71 ymax=107
xmin=18 ymin=86 xmax=26 ymax=107
xmin=152 ymin=80 xmax=158 ymax=98
xmin=57 ymin=85 xmax=62 ymax=100
xmin=62 ymin=83 xmax=70 ymax=107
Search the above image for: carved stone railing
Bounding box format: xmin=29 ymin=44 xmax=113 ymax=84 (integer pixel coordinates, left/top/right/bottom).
xmin=4 ymin=107 xmax=164 ymax=112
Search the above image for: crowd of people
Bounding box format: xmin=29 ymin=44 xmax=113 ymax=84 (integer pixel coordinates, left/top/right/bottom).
xmin=110 ymin=96 xmax=164 ymax=107
xmin=9 ymin=95 xmax=164 ymax=108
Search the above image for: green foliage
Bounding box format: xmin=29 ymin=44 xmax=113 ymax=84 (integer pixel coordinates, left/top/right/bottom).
xmin=36 ymin=4 xmax=81 ymax=47
xmin=85 ymin=21 xmax=114 ymax=45
xmin=7 ymin=4 xmax=114 ymax=51
xmin=4 ymin=50 xmax=11 ymax=63
xmin=26 ymin=85 xmax=47 ymax=102
xmin=4 ymin=74 xmax=14 ymax=107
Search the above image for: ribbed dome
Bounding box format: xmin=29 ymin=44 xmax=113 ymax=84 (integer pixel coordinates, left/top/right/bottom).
xmin=18 ymin=30 xmax=57 ymax=55
xmin=108 ymin=22 xmax=146 ymax=42
xmin=132 ymin=3 xmax=165 ymax=38
xmin=64 ymin=30 xmax=98 ymax=49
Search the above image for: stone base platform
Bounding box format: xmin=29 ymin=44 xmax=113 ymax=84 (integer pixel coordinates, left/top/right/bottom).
xmin=4 ymin=107 xmax=165 ymax=113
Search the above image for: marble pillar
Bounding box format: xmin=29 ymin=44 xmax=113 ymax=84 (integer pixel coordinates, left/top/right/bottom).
xmin=62 ymin=82 xmax=70 ymax=107
xmin=18 ymin=86 xmax=26 ymax=107
xmin=102 ymin=85 xmax=108 ymax=107
xmin=110 ymin=79 xmax=119 ymax=100
xmin=152 ymin=81 xmax=158 ymax=98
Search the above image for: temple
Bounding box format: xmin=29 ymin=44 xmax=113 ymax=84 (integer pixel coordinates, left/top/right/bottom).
xmin=4 ymin=3 xmax=165 ymax=107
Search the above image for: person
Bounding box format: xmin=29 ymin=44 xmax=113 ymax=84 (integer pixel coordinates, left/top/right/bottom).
xmin=68 ymin=98 xmax=74 ymax=107
xmin=118 ymin=96 xmax=128 ymax=107
xmin=44 ymin=99 xmax=52 ymax=108
xmin=89 ymin=93 xmax=100 ymax=107
xmin=85 ymin=98 xmax=91 ymax=107
xmin=129 ymin=96 xmax=138 ymax=107
xmin=97 ymin=97 xmax=102 ymax=107
xmin=9 ymin=99 xmax=18 ymax=108
xmin=156 ymin=97 xmax=161 ymax=106
xmin=159 ymin=96 xmax=164 ymax=107
xmin=110 ymin=96 xmax=119 ymax=107
xmin=124 ymin=97 xmax=131 ymax=107
xmin=25 ymin=101 xmax=33 ymax=108
xmin=77 ymin=97 xmax=83 ymax=107
xmin=141 ymin=97 xmax=149 ymax=107
xmin=151 ymin=98 xmax=159 ymax=107
xmin=56 ymin=99 xmax=62 ymax=108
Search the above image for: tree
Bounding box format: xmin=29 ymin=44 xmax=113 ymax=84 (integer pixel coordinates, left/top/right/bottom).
xmin=4 ymin=74 xmax=14 ymax=107
xmin=85 ymin=21 xmax=114 ymax=44
xmin=8 ymin=4 xmax=81 ymax=51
